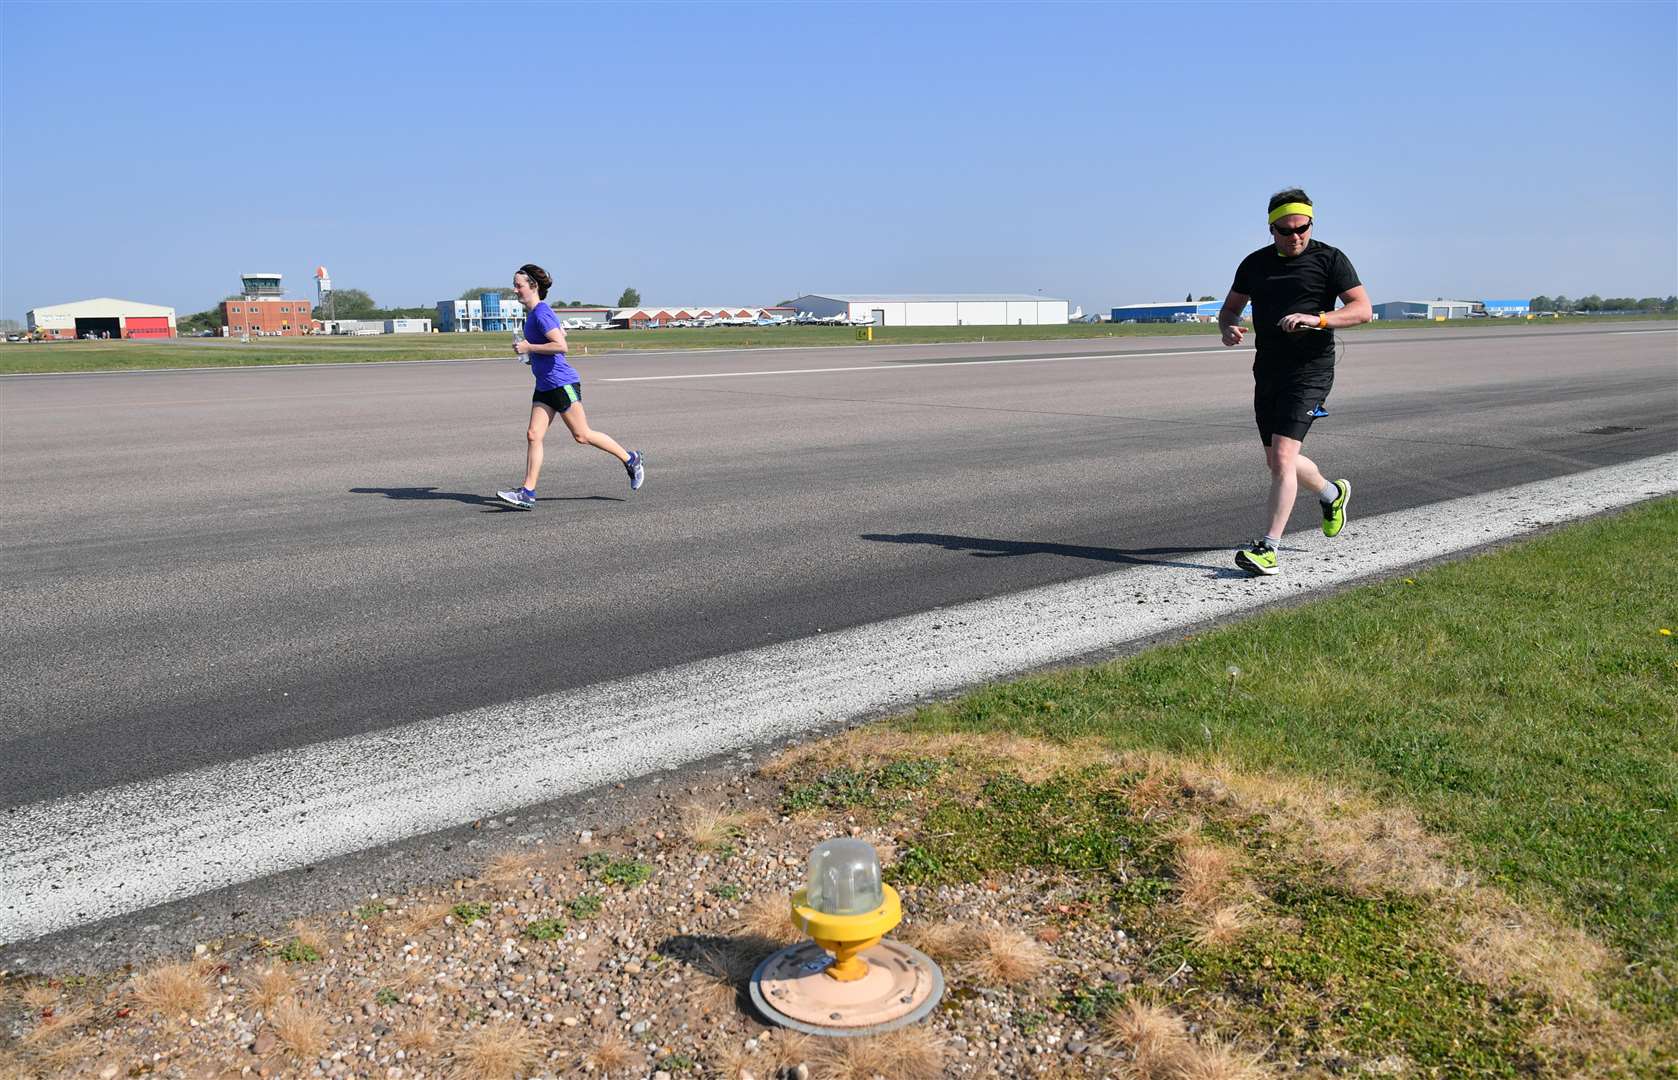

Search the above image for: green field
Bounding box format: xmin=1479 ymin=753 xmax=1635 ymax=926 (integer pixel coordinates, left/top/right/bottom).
xmin=2 ymin=313 xmax=1670 ymax=376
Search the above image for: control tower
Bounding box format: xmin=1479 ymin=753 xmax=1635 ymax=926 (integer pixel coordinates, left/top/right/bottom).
xmin=240 ymin=272 xmax=284 ymax=299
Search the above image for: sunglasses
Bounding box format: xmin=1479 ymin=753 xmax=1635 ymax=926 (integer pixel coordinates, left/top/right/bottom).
xmin=1271 ymin=220 xmax=1312 ymax=237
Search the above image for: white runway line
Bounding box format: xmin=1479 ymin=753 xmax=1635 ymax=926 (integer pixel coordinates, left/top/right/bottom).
xmin=595 ymin=349 xmax=1218 ymax=382
xmin=3 ymin=453 xmax=1675 ymax=944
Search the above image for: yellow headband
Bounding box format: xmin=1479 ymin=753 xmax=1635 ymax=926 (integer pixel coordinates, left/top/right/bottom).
xmin=1268 ymin=202 xmax=1314 ymax=225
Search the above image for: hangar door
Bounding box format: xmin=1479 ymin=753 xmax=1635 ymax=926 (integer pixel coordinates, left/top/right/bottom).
xmin=125 ymin=316 xmax=171 ymax=339
xmin=74 ymin=317 xmax=122 ymax=339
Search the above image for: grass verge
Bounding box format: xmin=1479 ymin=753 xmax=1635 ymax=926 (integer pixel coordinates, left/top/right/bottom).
xmin=900 ymin=498 xmax=1677 ymax=1027
xmin=1 ymin=314 xmax=1667 ymax=374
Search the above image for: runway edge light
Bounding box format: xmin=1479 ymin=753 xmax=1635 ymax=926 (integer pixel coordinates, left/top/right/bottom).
xmin=748 ymin=837 xmax=944 ymax=1037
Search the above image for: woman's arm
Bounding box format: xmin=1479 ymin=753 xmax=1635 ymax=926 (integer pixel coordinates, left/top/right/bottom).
xmin=514 ymin=325 xmax=570 ymax=356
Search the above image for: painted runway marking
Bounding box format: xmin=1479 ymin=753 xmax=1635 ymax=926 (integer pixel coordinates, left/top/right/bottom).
xmin=3 ymin=452 xmax=1675 ymax=944
xmin=599 ymin=348 xmax=1226 ymax=382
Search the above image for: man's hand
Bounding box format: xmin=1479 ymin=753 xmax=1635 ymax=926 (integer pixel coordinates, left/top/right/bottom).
xmin=1278 ymin=312 xmax=1322 ymax=333
xmin=1221 ymin=324 xmax=1247 ymax=347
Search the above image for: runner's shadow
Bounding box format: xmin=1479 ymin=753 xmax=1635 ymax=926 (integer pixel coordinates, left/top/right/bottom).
xmin=654 ymin=932 xmax=786 ymax=1020
xmin=350 ymin=486 xmax=624 ymax=512
xmin=861 ymin=532 xmax=1241 ymax=576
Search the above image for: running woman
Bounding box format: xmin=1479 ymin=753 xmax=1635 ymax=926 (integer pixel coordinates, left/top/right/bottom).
xmin=496 ymin=264 xmax=644 ymax=509
xmin=1217 ymin=189 xmax=1370 ymax=576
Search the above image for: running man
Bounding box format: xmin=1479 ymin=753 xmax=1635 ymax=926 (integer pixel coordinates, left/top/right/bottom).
xmin=496 ymin=264 xmax=644 ymax=509
xmin=1217 ymin=188 xmax=1370 ymax=576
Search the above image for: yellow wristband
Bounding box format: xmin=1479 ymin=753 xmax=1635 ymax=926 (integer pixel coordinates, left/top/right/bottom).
xmin=1317 ymin=313 xmax=1327 ymax=329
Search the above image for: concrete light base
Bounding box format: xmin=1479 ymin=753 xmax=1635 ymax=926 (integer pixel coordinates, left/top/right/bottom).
xmin=749 ymin=939 xmax=944 ymax=1037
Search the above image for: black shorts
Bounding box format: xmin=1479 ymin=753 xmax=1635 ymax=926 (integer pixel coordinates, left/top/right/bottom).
xmin=1253 ymin=362 xmax=1333 ymax=446
xmin=533 ymin=381 xmax=582 ymax=413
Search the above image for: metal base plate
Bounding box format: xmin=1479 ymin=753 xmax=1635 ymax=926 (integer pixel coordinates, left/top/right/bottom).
xmin=749 ymin=940 xmax=944 ymax=1037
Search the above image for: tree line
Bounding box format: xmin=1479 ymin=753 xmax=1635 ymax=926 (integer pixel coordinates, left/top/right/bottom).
xmin=1529 ymin=295 xmax=1676 ymax=313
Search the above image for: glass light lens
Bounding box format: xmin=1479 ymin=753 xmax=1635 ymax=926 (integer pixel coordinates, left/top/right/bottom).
xmin=806 ymin=838 xmax=884 ymax=916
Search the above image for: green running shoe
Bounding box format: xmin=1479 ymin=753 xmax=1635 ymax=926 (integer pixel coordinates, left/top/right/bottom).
xmin=1322 ymin=478 xmax=1351 ymax=538
xmin=1235 ymin=540 xmax=1279 ymax=576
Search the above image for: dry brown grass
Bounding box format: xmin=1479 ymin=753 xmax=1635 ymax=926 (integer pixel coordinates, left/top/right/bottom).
xmin=575 ymin=1031 xmax=636 ymax=1076
xmin=269 ymin=996 xmax=329 ymax=1061
xmin=898 ymin=919 xmax=980 ymax=962
xmin=1174 ymin=1036 xmax=1271 ymax=1080
xmin=1127 ymin=773 xmax=1178 ymax=815
xmin=968 ymin=927 xmax=1052 ymax=985
xmin=448 ymin=1021 xmax=547 ymax=1079
xmin=19 ymin=982 xmax=58 ymax=1011
xmin=898 ymin=920 xmax=1049 ymax=985
xmin=1218 ymin=772 xmax=1458 ymax=898
xmin=400 ymin=899 xmax=452 ymax=936
xmin=809 ymin=1026 xmax=946 ymax=1080
xmin=1189 ymin=904 xmax=1256 ymax=949
xmin=132 ymin=961 xmax=210 ymax=1019
xmin=737 ymin=893 xmax=798 ymax=943
xmin=16 ymin=1003 xmax=91 ymax=1047
xmin=760 ymin=728 xmax=1106 ymax=787
xmin=1214 ymin=764 xmax=1620 ymax=1018
xmin=394 ymin=961 xmax=435 ymax=992
xmin=1102 ymin=997 xmax=1189 ymax=1079
xmin=687 ymin=942 xmax=759 ymax=1014
xmin=1174 ymin=843 xmax=1242 ymax=914
xmin=1176 ymin=757 xmax=1237 ymax=806
xmin=481 ymin=849 xmax=544 ymax=890
xmin=398 ymin=1017 xmax=441 ymax=1052
xmin=31 ymin=1033 xmax=103 ymax=1071
xmin=1160 ymin=813 xmax=1205 ymax=847
xmin=290 ymin=918 xmax=328 ymax=956
xmin=679 ymin=802 xmax=747 ymax=849
xmin=1451 ymin=898 xmax=1611 ymax=1014
xmin=756 ymin=1028 xmax=817 ymax=1074
xmin=707 ymin=1041 xmax=758 ymax=1080
xmin=961 ymin=732 xmax=1108 ymax=783
xmin=244 ymin=964 xmax=296 ymax=1012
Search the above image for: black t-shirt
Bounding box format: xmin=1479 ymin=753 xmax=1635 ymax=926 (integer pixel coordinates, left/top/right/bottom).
xmin=1232 ymin=239 xmax=1361 ymax=367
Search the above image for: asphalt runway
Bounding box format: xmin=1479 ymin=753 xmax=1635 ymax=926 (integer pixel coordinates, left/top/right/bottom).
xmin=3 ymin=324 xmax=1674 ymax=809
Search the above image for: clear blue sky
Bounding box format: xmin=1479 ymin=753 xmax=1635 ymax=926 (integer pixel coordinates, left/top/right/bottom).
xmin=3 ymin=1 xmax=1674 ymax=321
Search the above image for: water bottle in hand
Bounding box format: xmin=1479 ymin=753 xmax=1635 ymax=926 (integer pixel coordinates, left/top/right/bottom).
xmin=513 ymin=324 xmax=530 ymax=364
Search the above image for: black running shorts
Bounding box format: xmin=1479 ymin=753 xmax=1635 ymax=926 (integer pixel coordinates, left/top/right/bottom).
xmin=533 ymin=381 xmax=582 ymax=414
xmin=1252 ymin=362 xmax=1333 ymax=446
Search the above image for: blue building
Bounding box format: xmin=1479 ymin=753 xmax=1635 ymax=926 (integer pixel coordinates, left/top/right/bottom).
xmin=1482 ymin=298 xmax=1531 ymax=317
xmin=1110 ymin=301 xmax=1198 ymax=323
xmin=1110 ymin=301 xmax=1250 ymax=323
xmin=1196 ymin=300 xmax=1251 ymax=320
xmin=437 ymin=293 xmax=527 ymax=332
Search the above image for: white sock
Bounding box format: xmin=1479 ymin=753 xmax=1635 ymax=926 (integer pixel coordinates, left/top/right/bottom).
xmin=1263 ymin=535 xmax=1281 ymax=549
xmin=1319 ymin=481 xmax=1341 ymax=503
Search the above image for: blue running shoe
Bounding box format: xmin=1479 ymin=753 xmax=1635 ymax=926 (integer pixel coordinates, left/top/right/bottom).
xmin=496 ymin=487 xmax=536 ymax=510
xmin=625 ymin=450 xmax=645 ymax=491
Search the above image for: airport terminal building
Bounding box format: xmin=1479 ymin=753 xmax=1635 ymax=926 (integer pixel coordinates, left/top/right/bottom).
xmin=787 ymin=293 xmax=1069 ymax=327
xmin=26 ymin=297 xmax=177 ymax=339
